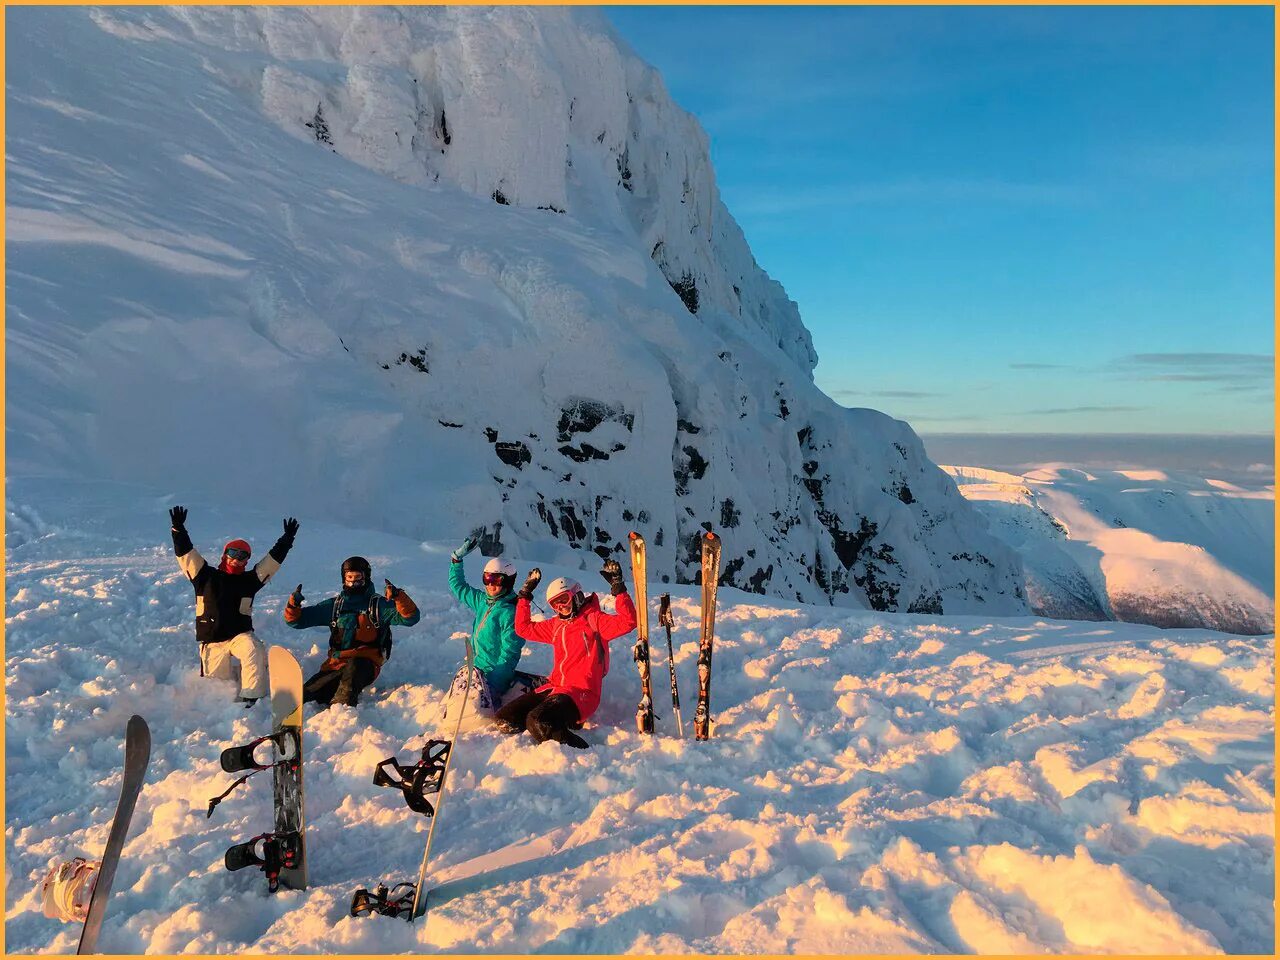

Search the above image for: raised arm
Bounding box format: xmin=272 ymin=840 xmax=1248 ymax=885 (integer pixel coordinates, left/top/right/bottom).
xmin=283 ymin=585 xmax=335 ymax=630
xmin=255 ymin=517 xmax=298 ymax=583
xmin=595 ymin=559 xmax=636 ymax=641
xmin=515 ymin=597 xmax=555 ymax=644
xmin=514 ymin=567 xmax=554 ymax=643
xmin=597 ymin=590 xmax=637 ymax=642
xmin=448 ymin=539 xmax=486 ymax=613
xmin=381 ymin=579 xmax=421 ymax=626
xmin=169 ymin=505 xmax=206 ymax=580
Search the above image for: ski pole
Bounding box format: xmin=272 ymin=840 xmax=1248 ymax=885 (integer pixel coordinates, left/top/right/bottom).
xmin=658 ymin=594 xmax=682 ymax=738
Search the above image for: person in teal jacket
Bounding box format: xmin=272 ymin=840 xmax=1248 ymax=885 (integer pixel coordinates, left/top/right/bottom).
xmin=447 ymin=536 xmax=525 ymax=716
xmin=284 ymin=555 xmax=422 ymax=707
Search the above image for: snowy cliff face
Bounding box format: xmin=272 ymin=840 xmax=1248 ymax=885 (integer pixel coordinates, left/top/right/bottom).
xmin=945 ymin=465 xmax=1275 ymax=634
xmin=6 ymin=5 xmax=1026 ymax=615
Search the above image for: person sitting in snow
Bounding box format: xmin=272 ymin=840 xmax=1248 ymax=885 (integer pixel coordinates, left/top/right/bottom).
xmin=499 ymin=559 xmax=636 ymax=749
xmin=284 ymin=555 xmax=421 ymax=708
xmin=446 ymin=535 xmax=528 ymax=719
xmin=169 ymin=505 xmax=297 ymax=707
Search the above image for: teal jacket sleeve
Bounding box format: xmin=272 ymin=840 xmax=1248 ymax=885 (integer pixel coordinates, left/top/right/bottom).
xmin=448 ymin=560 xmax=486 ymax=614
xmin=284 ymin=596 xmax=335 ymax=630
xmin=381 ymin=591 xmax=421 ymax=627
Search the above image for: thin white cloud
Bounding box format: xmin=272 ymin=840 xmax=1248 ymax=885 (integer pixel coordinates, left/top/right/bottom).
xmin=734 ymin=177 xmax=1086 ymax=216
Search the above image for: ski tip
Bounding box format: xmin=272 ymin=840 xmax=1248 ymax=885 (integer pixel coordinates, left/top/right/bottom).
xmin=628 ymin=530 xmax=641 ymax=542
xmin=703 ymin=531 xmax=718 ymax=543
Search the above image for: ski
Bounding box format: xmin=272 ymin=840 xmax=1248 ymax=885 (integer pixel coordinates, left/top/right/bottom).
xmin=268 ymin=645 xmax=307 ymax=891
xmin=409 ymin=637 xmax=474 ymax=921
xmin=77 ymin=714 xmax=150 ymax=955
xmin=629 ymin=531 xmax=654 ymax=735
xmin=693 ymin=531 xmax=721 ymax=741
xmin=657 ymin=593 xmax=683 ymax=738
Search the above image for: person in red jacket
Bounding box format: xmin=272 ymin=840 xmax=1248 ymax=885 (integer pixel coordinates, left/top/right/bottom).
xmin=500 ymin=559 xmax=636 ymax=749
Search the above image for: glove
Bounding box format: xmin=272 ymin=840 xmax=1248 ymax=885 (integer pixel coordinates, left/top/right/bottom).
xmin=288 ymin=584 xmax=304 ymax=607
xmin=384 ymin=578 xmax=399 ymax=599
xmin=450 ymin=535 xmax=479 ymax=563
xmin=600 ymin=558 xmax=625 ymax=595
xmin=169 ymin=505 xmax=187 ymax=531
xmin=282 ymin=517 xmax=299 ymax=541
xmin=517 ymin=567 xmax=542 ymax=601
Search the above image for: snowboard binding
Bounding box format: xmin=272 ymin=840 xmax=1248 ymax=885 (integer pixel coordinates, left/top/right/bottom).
xmin=350 ymin=882 xmax=417 ymax=919
xmin=372 ymin=740 xmax=450 ymax=816
xmin=224 ymin=832 xmax=300 ymax=894
xmin=207 ymin=731 xmax=301 ymax=819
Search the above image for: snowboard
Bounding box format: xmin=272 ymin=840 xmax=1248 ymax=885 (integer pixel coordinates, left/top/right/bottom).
xmin=693 ymin=531 xmax=721 ymax=741
xmin=77 ymin=714 xmax=150 ymax=955
xmin=629 ymin=532 xmax=654 ymax=734
xmin=268 ymin=645 xmax=306 ymax=891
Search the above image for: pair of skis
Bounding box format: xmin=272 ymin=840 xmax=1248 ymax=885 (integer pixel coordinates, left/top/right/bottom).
xmin=215 ymin=646 xmax=307 ymax=894
xmin=629 ymin=529 xmax=720 ymax=740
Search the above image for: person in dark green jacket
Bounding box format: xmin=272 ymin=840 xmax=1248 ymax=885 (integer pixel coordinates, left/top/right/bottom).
xmin=447 ymin=536 xmax=526 ymax=716
xmin=284 ymin=555 xmax=421 ymax=707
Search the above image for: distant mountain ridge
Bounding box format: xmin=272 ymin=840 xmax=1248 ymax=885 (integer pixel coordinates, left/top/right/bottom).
xmin=944 ymin=464 xmax=1274 ymax=634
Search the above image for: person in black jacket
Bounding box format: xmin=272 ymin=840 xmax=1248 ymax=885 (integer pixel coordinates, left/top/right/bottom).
xmin=169 ymin=505 xmax=298 ymax=706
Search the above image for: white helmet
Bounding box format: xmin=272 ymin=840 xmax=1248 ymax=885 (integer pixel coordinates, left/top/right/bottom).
xmin=483 ymin=557 xmax=517 ymax=577
xmin=544 ymin=577 xmax=582 ymax=606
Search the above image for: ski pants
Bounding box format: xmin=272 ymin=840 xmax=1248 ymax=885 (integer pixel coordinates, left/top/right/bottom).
xmin=445 ymin=665 xmax=497 ymax=720
xmin=200 ymin=632 xmax=268 ymax=700
xmin=494 ymin=690 xmax=583 ymax=745
xmin=303 ymin=658 xmax=377 ymax=707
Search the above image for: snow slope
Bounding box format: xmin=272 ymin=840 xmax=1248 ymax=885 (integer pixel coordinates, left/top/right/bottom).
xmin=945 ymin=465 xmax=1274 ymax=635
xmin=5 ymin=479 xmax=1274 ymax=954
xmin=5 ymin=4 xmax=1025 ymax=616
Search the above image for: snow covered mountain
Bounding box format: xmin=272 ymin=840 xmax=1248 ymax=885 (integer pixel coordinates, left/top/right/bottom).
xmin=4 ymin=479 xmax=1274 ymax=954
xmin=944 ymin=465 xmax=1274 ymax=635
xmin=5 ymin=4 xmax=1026 ymax=616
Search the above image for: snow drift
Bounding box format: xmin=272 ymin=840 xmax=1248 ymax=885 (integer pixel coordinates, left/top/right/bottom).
xmin=5 ymin=4 xmax=1026 ymax=616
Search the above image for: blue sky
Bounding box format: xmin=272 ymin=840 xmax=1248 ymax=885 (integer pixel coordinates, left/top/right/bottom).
xmin=605 ymin=5 xmax=1274 ymax=437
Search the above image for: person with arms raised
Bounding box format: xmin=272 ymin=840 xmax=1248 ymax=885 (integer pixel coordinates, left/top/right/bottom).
xmin=169 ymin=505 xmax=298 ymax=707
xmin=500 ymin=558 xmax=636 ymax=748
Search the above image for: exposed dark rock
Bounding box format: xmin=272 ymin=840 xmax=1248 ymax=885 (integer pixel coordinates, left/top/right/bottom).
xmin=907 ymin=592 xmax=943 ymax=615
xmin=719 ymin=498 xmax=740 ymax=529
xmin=747 ymin=565 xmax=772 ymax=593
xmin=495 ymin=441 xmax=531 ymax=468
xmin=393 ymin=347 xmax=428 ymax=373
xmin=557 ymin=398 xmax=633 ymax=440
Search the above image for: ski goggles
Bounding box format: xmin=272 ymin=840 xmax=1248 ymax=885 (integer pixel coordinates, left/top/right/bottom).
xmin=343 ymin=572 xmax=366 ymax=585
xmin=481 ymin=572 xmax=507 ymax=586
xmin=548 ymin=591 xmax=574 ymax=611
xmin=224 ymin=547 xmax=250 ymax=561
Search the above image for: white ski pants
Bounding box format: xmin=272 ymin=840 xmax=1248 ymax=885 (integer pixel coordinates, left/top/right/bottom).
xmin=200 ymin=632 xmax=268 ymax=699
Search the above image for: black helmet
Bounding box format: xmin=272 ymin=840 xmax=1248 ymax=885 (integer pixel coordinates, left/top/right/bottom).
xmin=341 ymin=556 xmax=372 ymax=591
